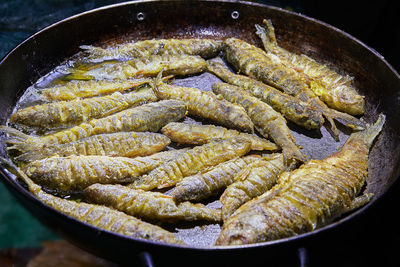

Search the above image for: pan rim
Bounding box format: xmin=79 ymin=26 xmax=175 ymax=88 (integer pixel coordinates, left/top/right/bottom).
xmin=0 ymin=0 xmax=399 ymax=252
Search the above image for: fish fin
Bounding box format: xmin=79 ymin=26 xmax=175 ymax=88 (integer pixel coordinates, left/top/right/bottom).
xmin=255 ymin=19 xmax=278 ymax=52
xmin=64 ymin=69 xmax=94 ymax=81
xmin=0 ymin=157 xmax=40 ymax=193
xmin=327 ymin=108 xmax=367 ymax=131
xmin=150 ymin=69 xmax=165 ymax=99
xmin=0 ymin=126 xmax=41 ymax=155
xmin=282 ymin=146 xmax=307 ymax=169
xmin=353 ymin=113 xmax=385 ymax=148
xmin=79 ymin=45 xmax=108 ymax=62
xmin=0 ymin=126 xmax=30 ymax=141
xmin=323 ymin=114 xmax=341 ymax=142
xmin=343 ymin=193 xmax=374 ymax=213
xmin=80 ymin=45 xmax=102 ymax=53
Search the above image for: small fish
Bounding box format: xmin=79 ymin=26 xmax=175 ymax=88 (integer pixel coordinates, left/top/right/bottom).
xmin=22 ymin=149 xmax=185 ymax=193
xmin=220 ymin=153 xmax=287 ymax=221
xmin=170 ymin=155 xmax=260 ymax=203
xmin=130 ymin=137 xmax=252 ymax=191
xmin=81 ymin=38 xmax=224 ymax=62
xmin=0 ymin=158 xmax=184 ymax=245
xmin=41 ymin=78 xmax=153 ymax=101
xmin=207 ymin=60 xmax=324 ymax=130
xmin=223 ymin=37 xmax=366 ymax=140
xmin=13 ymin=132 xmax=171 ymax=162
xmin=152 ymin=74 xmax=254 ymax=133
xmin=10 ymin=87 xmax=157 ymax=130
xmin=84 ymin=184 xmax=221 ymax=223
xmin=212 ymin=82 xmax=305 ymax=165
xmin=216 ymin=114 xmax=385 ymax=245
xmin=1 ymin=100 xmax=187 ymax=154
xmin=161 ymin=122 xmax=277 ymax=151
xmin=255 ymin=19 xmax=365 ymax=116
xmin=68 ymin=54 xmax=207 ymax=80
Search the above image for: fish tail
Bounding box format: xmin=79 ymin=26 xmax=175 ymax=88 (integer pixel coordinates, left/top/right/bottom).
xmin=324 ymin=114 xmax=341 ymax=142
xmin=327 ymin=108 xmax=367 ymax=131
xmin=64 ymin=69 xmax=93 ymax=81
xmin=0 ymin=157 xmax=39 ymax=193
xmin=255 ymin=19 xmax=277 ymax=51
xmin=13 ymin=151 xmax=42 ymax=162
xmin=282 ymin=146 xmax=307 ymax=169
xmin=353 ymin=114 xmax=385 ymax=148
xmin=79 ymin=45 xmax=108 ymax=61
xmin=0 ymin=126 xmax=29 ymax=141
xmin=150 ymin=69 xmax=165 ymax=98
xmin=0 ymin=126 xmax=42 ymax=154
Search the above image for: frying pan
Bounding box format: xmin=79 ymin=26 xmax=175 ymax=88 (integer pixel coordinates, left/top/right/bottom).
xmin=1 ymin=0 xmax=400 ymax=266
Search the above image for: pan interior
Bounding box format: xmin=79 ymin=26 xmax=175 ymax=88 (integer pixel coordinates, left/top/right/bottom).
xmin=1 ymin=0 xmax=399 ymax=250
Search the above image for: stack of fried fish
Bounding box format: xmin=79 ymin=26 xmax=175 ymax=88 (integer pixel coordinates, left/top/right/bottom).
xmin=0 ymin=19 xmax=384 ymax=247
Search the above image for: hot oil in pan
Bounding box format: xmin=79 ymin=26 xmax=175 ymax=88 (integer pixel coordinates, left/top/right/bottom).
xmin=6 ymin=50 xmax=349 ymax=248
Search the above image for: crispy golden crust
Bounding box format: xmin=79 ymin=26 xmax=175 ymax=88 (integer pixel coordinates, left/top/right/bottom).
xmin=216 ymin=115 xmax=384 ymax=245
xmin=69 ymin=54 xmax=207 ymax=80
xmin=84 ymin=184 xmax=221 ymax=223
xmin=29 ymin=182 xmax=184 ymax=244
xmin=220 ymin=154 xmax=286 ymax=221
xmin=10 ymin=87 xmax=157 ymax=130
xmin=161 ymin=122 xmax=277 ymax=151
xmin=223 ymin=38 xmax=366 ymax=139
xmin=23 ymin=150 xmax=184 ymax=193
xmin=207 ymin=61 xmax=324 ymax=130
xmin=41 ymin=78 xmax=152 ymax=101
xmin=1 ymin=159 xmax=185 ymax=245
xmin=256 ymin=19 xmax=364 ymax=115
xmin=14 ymin=132 xmax=170 ymax=162
xmin=129 ymin=137 xmax=252 ymax=190
xmin=81 ymin=38 xmax=224 ymax=61
xmin=153 ymin=81 xmax=254 ymax=133
xmin=171 ymin=155 xmax=259 ymax=202
xmin=3 ymin=100 xmax=187 ymax=154
xmin=212 ymin=82 xmax=305 ymax=165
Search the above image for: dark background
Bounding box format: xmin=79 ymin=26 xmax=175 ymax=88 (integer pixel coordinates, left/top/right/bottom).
xmin=0 ymin=0 xmax=399 ymax=266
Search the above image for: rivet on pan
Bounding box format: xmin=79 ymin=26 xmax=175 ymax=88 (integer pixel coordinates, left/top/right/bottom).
xmin=137 ymin=12 xmax=145 ymax=21
xmin=231 ymin=11 xmax=240 ymax=20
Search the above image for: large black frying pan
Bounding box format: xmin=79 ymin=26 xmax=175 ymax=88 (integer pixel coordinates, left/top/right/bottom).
xmin=1 ymin=1 xmax=399 ymax=266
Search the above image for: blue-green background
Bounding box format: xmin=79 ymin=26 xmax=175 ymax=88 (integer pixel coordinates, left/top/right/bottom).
xmin=0 ymin=0 xmax=136 ymax=249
